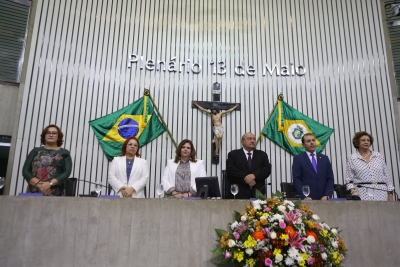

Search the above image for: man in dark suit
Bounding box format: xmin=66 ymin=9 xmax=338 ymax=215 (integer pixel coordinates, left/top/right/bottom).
xmin=292 ymin=133 xmax=334 ymax=200
xmin=226 ymin=132 xmax=271 ymax=199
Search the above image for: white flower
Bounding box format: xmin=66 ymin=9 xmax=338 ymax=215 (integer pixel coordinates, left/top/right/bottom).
xmin=331 ymin=240 xmax=338 ymax=248
xmin=331 ymin=228 xmax=338 ymax=235
xmin=321 ymin=252 xmax=327 ymax=260
xmin=284 ymin=200 xmax=295 ymax=206
xmin=245 ymin=248 xmax=253 ymax=255
xmin=307 ymin=236 xmax=316 ymax=244
xmin=275 ymin=254 xmax=283 ymax=263
xmin=295 ymin=218 xmax=302 ymax=224
xmin=287 ymin=205 xmax=294 ymax=211
xmin=288 ymin=247 xmax=299 ymax=258
xmin=256 ymin=240 xmax=265 ymax=250
xmin=312 ymin=214 xmax=320 ymax=220
xmin=285 ymin=257 xmax=295 ymax=266
xmin=252 ymin=200 xmax=264 ymax=210
xmin=260 ymin=215 xmax=267 ymax=221
xmin=277 ymin=205 xmax=286 ymax=212
xmin=230 ymin=221 xmax=238 ymax=230
xmin=241 ymin=215 xmax=247 ymax=221
xmin=228 ymin=239 xmax=236 ymax=248
xmin=270 ymin=214 xmax=284 ymax=222
xmin=270 ymin=232 xmax=277 ymax=239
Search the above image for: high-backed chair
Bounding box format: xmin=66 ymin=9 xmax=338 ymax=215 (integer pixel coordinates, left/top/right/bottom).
xmin=65 ymin=178 xmax=78 ymax=196
xmin=280 ymin=182 xmax=300 ymax=199
xmin=334 ymin=184 xmax=351 ymax=199
xmin=221 ymin=170 xmax=233 ymax=199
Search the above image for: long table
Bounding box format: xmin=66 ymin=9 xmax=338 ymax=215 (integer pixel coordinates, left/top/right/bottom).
xmin=0 ymin=197 xmax=399 ymax=267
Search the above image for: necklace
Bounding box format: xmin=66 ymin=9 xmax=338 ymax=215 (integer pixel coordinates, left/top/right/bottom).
xmin=359 ymin=150 xmax=371 ymax=160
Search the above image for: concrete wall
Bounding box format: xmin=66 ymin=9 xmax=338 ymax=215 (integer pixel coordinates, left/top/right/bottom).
xmin=0 ymin=197 xmax=399 ymax=267
xmin=0 ymin=84 xmax=19 ymax=136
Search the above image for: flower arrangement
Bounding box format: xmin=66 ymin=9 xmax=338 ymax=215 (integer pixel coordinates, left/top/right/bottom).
xmin=212 ymin=192 xmax=347 ymax=267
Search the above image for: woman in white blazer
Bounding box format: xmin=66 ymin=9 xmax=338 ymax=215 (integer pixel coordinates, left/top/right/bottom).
xmin=162 ymin=139 xmax=207 ymax=198
xmin=108 ymin=137 xmax=149 ymax=198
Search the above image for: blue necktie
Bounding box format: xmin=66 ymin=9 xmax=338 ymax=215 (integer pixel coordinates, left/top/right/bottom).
xmin=311 ymin=153 xmax=317 ymax=173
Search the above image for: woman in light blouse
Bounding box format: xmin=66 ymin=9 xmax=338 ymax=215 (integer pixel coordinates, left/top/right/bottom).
xmin=108 ymin=137 xmax=149 ymax=198
xmin=346 ymin=131 xmax=394 ymax=201
xmin=161 ymin=139 xmax=206 ymax=198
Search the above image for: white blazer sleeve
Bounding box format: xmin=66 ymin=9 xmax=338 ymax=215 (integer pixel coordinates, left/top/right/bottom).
xmin=130 ymin=158 xmax=149 ymax=193
xmin=191 ymin=160 xmax=207 ymax=193
xmin=161 ymin=160 xmax=175 ymax=192
xmin=108 ymin=158 xmax=124 ymax=192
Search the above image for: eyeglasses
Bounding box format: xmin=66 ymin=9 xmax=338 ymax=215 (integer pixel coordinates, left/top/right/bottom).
xmin=46 ymin=131 xmax=58 ymax=136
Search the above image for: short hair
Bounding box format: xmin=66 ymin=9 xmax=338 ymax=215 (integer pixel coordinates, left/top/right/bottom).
xmin=301 ymin=133 xmax=315 ymax=144
xmin=174 ymin=139 xmax=197 ymax=163
xmin=121 ymin=136 xmax=141 ymax=157
xmin=352 ymin=131 xmax=374 ymax=149
xmin=40 ymin=125 xmax=64 ymax=147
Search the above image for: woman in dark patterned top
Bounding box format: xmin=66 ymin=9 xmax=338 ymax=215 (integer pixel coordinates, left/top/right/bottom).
xmin=346 ymin=131 xmax=394 ymax=201
xmin=22 ymin=125 xmax=72 ymax=196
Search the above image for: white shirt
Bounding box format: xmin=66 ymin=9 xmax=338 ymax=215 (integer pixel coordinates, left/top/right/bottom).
xmin=243 ymin=148 xmax=253 ymax=160
xmin=306 ymin=151 xmax=318 ymax=164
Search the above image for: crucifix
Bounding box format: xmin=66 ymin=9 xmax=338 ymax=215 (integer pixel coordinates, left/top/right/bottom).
xmin=192 ymin=82 xmax=240 ymax=164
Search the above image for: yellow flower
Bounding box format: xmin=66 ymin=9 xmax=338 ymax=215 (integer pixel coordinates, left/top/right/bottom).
xmin=332 ymin=252 xmax=341 ymax=264
xmin=298 ymin=260 xmax=306 ymax=267
xmin=273 ymin=248 xmax=281 ymax=255
xmin=300 ymin=253 xmax=308 ymax=260
xmin=233 ymin=250 xmax=244 ymax=262
xmin=246 ymin=258 xmax=254 ymax=267
xmin=244 ymin=235 xmax=257 ymax=248
xmin=220 ymin=232 xmax=230 ymax=249
xmin=321 ymin=229 xmax=328 ymax=237
xmin=338 ymin=237 xmax=347 ymax=253
xmin=280 ymin=234 xmax=289 ymax=240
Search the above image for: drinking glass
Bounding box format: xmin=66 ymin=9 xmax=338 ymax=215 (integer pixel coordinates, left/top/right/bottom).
xmin=156 ymin=184 xmax=163 ymax=198
xmin=0 ymin=177 xmax=5 ymax=189
xmin=231 ymin=184 xmax=239 ymax=199
xmin=302 ymin=185 xmax=310 ymax=198
xmin=94 ymin=184 xmax=102 ymax=197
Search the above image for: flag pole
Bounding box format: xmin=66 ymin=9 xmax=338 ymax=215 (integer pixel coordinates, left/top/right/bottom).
xmin=144 ymin=89 xmax=178 ymax=148
xmin=257 ymin=94 xmax=284 ymax=144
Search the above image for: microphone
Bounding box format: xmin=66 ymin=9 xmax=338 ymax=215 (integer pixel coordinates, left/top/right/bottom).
xmin=31 ymin=153 xmax=69 ymax=189
xmin=354 ymin=183 xmax=397 ymax=200
xmin=257 ymin=182 xmax=272 ymax=197
xmin=75 ymin=179 xmax=108 ymax=197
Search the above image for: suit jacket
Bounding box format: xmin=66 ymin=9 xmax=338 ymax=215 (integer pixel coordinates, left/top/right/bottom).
xmin=292 ymin=152 xmax=334 ymax=200
xmin=108 ymin=156 xmax=149 ymax=198
xmin=161 ymin=159 xmax=207 ymax=194
xmin=226 ymin=148 xmax=271 ymax=199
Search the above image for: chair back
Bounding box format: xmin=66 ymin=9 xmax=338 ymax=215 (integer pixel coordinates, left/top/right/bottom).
xmin=334 ymin=184 xmax=351 ymax=199
xmin=221 ymin=170 xmax=233 ymax=199
xmin=280 ymin=182 xmax=300 ymax=198
xmin=65 ymin=178 xmax=78 ymax=196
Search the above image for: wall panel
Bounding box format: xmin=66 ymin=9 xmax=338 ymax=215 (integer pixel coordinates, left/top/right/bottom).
xmin=9 ymin=0 xmax=400 ymax=198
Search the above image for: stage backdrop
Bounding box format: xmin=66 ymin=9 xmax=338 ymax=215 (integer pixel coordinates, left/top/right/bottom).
xmin=9 ymin=0 xmax=400 ymax=197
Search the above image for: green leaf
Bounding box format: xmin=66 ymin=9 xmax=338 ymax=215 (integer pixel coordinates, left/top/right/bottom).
xmin=234 ymin=210 xmax=241 ymax=222
xmin=211 ymin=246 xmax=225 ymax=255
xmin=255 ymin=189 xmax=266 ymax=200
xmin=294 ymin=199 xmax=302 ymax=208
xmin=215 ymin=229 xmax=228 ymax=238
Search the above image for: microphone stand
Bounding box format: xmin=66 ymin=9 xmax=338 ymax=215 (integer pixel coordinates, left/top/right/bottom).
xmin=354 ymin=184 xmax=397 ymax=201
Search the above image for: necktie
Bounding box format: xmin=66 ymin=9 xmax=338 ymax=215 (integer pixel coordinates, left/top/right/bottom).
xmin=311 ymin=153 xmax=317 ymax=173
xmin=247 ymin=153 xmax=252 ymax=168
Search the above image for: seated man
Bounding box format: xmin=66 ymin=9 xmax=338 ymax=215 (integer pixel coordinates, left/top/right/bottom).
xmin=292 ymin=133 xmax=334 ymax=200
xmin=226 ymin=132 xmax=271 ymax=199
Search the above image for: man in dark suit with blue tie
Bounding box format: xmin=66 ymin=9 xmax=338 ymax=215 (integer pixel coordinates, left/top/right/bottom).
xmin=293 ymin=133 xmax=334 ymax=200
xmin=226 ymin=132 xmax=271 ymax=199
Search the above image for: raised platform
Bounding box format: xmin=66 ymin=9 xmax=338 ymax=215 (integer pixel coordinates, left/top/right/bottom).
xmin=0 ymin=197 xmax=399 ymax=266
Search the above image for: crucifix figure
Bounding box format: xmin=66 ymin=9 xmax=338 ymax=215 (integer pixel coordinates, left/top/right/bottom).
xmin=192 ymin=82 xmax=240 ymax=163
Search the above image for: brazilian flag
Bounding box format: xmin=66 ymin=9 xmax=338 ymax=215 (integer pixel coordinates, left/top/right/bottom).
xmin=262 ymin=96 xmax=334 ymax=156
xmin=89 ymin=96 xmax=166 ymax=160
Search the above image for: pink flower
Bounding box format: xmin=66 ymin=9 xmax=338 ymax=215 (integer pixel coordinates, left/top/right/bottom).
xmin=264 ymin=207 xmax=271 ymax=212
xmin=224 ymin=251 xmax=231 ymax=259
xmin=279 ymin=221 xmax=286 ymax=229
xmin=283 ymin=210 xmax=302 ymax=225
xmin=288 ymin=232 xmax=306 ymax=252
xmin=307 ymin=257 xmax=315 ymax=265
xmin=265 ymin=258 xmax=273 ymax=266
xmin=233 ymin=232 xmax=240 ymax=240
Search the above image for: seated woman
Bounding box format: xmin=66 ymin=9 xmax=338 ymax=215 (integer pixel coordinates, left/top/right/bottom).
xmin=22 ymin=124 xmax=72 ymax=196
xmin=346 ymin=131 xmax=394 ymax=201
xmin=162 ymin=139 xmax=206 ymax=198
xmin=108 ymin=136 xmax=148 ymax=198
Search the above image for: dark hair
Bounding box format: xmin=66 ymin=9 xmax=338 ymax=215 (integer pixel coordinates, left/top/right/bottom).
xmin=40 ymin=125 xmax=64 ymax=146
xmin=352 ymin=131 xmax=374 ymax=149
xmin=174 ymin=139 xmax=197 ymax=163
xmin=301 ymin=133 xmax=315 ymax=144
xmin=122 ymin=136 xmax=141 ymax=157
